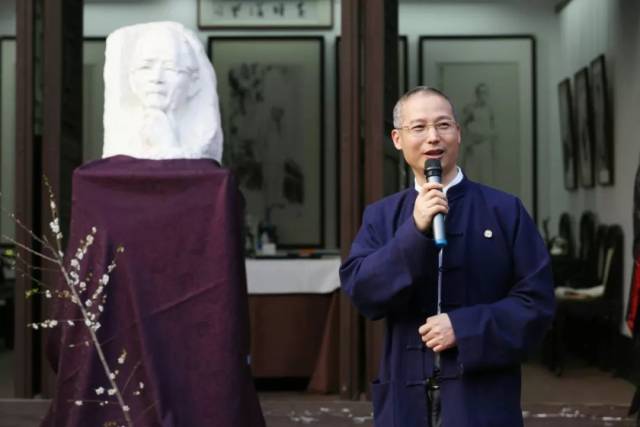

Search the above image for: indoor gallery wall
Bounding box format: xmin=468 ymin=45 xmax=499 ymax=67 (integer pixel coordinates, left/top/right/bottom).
xmin=551 ymin=0 xmax=640 ymax=333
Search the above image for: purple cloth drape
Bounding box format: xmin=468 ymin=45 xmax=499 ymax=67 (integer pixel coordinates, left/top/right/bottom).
xmin=43 ymin=155 xmax=264 ymax=427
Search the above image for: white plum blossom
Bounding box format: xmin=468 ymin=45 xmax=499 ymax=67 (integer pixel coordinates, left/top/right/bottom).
xmin=95 ymin=387 xmax=105 ymax=395
xmin=49 ymin=219 xmax=60 ymax=234
xmin=69 ymin=271 xmax=80 ymax=286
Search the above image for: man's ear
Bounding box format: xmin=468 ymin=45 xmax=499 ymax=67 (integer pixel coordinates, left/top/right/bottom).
xmin=454 ymin=124 xmax=462 ymax=146
xmin=391 ymin=129 xmax=403 ymax=151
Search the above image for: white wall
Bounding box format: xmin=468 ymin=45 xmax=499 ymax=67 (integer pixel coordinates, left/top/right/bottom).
xmin=0 ymin=0 xmax=15 ymax=239
xmin=1 ymin=38 xmax=16 ymax=240
xmin=551 ymin=0 xmax=640 ymax=334
xmin=0 ymin=0 xmax=16 ymax=36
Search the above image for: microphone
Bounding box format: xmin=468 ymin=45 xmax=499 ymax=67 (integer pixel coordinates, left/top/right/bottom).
xmin=424 ymin=159 xmax=447 ymax=248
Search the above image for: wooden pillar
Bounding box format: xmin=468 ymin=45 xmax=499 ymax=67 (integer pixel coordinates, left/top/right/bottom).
xmin=40 ymin=0 xmax=83 ymax=397
xmin=339 ymin=0 xmax=398 ymax=399
xmin=15 ymin=0 xmax=37 ymax=398
xmin=362 ymin=0 xmax=399 ymax=399
xmin=42 ymin=0 xmax=83 ymax=240
xmin=338 ymin=0 xmax=363 ymax=401
xmin=14 ymin=0 xmax=83 ymax=398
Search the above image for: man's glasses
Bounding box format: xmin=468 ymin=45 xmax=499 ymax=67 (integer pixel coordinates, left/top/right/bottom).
xmin=396 ymin=120 xmax=458 ymax=138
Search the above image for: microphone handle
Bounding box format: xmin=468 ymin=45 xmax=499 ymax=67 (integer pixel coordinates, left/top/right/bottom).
xmin=427 ymin=175 xmax=447 ymax=248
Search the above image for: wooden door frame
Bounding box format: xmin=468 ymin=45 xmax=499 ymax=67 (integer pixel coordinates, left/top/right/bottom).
xmin=339 ymin=0 xmax=398 ymax=400
xmin=14 ymin=0 xmax=83 ymax=398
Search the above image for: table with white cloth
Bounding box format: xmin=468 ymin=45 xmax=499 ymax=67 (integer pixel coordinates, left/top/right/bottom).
xmin=246 ymin=257 xmax=340 ymax=392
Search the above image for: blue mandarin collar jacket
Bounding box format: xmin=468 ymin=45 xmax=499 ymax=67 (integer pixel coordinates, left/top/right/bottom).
xmin=340 ymin=176 xmax=555 ymax=427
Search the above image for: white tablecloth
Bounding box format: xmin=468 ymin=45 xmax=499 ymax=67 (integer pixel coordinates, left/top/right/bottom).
xmin=245 ymin=257 xmax=341 ymax=294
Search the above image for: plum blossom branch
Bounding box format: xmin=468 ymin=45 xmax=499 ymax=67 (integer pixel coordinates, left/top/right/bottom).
xmin=1 ymin=180 xmax=149 ymax=427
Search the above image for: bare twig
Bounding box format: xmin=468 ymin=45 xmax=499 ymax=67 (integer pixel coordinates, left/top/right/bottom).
xmin=1 ymin=235 xmax=58 ymax=263
xmin=132 ymin=400 xmax=158 ymax=424
xmin=121 ymin=361 xmax=142 ymax=394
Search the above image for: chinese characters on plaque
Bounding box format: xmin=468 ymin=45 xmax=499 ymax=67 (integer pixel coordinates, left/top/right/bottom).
xmin=198 ymin=0 xmax=333 ymax=28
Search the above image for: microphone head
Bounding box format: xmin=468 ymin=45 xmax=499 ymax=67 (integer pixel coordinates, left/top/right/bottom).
xmin=424 ymin=159 xmax=442 ymax=178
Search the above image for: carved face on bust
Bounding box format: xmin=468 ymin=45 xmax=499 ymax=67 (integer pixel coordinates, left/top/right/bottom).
xmin=102 ymin=21 xmax=224 ymax=161
xmin=128 ymin=28 xmax=196 ymax=112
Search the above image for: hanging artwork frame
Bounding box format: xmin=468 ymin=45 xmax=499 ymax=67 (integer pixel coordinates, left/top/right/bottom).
xmin=208 ymin=36 xmax=324 ymax=248
xmin=574 ymin=66 xmax=594 ymax=188
xmin=419 ymin=35 xmax=537 ymax=218
xmin=558 ymin=78 xmax=578 ymax=190
xmin=589 ymin=54 xmax=613 ymax=186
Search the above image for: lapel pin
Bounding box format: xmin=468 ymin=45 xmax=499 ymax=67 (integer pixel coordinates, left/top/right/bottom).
xmin=484 ymin=229 xmax=493 ymax=238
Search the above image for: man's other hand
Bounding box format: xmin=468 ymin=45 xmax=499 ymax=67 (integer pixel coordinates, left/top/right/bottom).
xmin=418 ymin=313 xmax=456 ymax=352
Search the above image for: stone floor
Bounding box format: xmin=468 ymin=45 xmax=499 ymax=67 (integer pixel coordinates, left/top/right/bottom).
xmin=260 ymin=363 xmax=639 ymax=426
xmin=0 ymin=397 xmax=637 ymax=426
xmin=0 ymin=355 xmax=638 ymax=426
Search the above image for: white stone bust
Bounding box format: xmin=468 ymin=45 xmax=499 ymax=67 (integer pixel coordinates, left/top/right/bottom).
xmin=102 ymin=21 xmax=223 ymax=161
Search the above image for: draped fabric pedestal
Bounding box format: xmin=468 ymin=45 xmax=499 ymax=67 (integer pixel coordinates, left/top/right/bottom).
xmin=43 ymin=156 xmax=265 ymax=427
xmin=246 ymin=258 xmax=340 ymax=393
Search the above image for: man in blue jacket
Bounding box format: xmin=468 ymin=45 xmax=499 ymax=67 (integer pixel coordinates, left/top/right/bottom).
xmin=340 ymin=86 xmax=555 ymax=426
